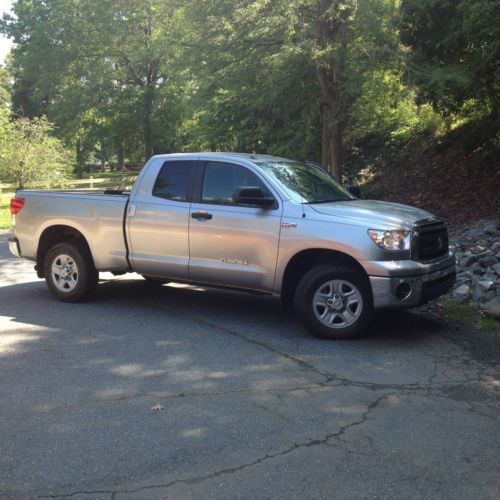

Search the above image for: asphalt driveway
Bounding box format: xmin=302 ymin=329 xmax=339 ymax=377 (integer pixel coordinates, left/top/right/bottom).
xmin=0 ymin=230 xmax=499 ymax=499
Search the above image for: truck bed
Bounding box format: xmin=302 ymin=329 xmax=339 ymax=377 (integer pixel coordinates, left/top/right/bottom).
xmin=13 ymin=189 xmax=131 ymax=272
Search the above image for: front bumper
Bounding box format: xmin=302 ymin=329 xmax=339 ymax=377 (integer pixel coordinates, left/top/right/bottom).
xmin=8 ymin=237 xmax=21 ymax=258
xmin=369 ymin=261 xmax=456 ymax=309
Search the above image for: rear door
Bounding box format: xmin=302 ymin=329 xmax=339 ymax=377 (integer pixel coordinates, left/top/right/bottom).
xmin=128 ymin=159 xmax=195 ymax=279
xmin=188 ymin=160 xmax=283 ymax=292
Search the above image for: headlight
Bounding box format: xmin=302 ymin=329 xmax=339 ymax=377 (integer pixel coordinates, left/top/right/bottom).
xmin=368 ymin=229 xmax=411 ymax=251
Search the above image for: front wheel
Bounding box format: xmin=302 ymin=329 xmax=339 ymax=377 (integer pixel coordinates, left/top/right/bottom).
xmin=44 ymin=241 xmax=98 ymax=302
xmin=294 ymin=264 xmax=373 ymax=339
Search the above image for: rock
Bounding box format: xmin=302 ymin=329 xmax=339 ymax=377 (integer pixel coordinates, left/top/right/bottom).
xmin=448 ymin=218 xmax=500 ymax=308
xmin=457 ymin=270 xmax=474 ymax=280
xmin=461 ymin=255 xmax=477 ymax=267
xmin=467 ymin=229 xmax=484 ymax=240
xmin=477 ymin=239 xmax=490 ymax=248
xmin=453 ymin=284 xmax=470 ymax=304
xmin=472 ymin=288 xmax=495 ymax=304
xmin=491 ymin=263 xmax=500 ymax=276
xmin=477 ymin=280 xmax=494 ymax=292
xmin=484 ymin=223 xmax=498 ymax=235
xmin=483 ymin=303 xmax=500 ymax=321
xmin=471 ymin=245 xmax=487 ymax=255
xmin=479 ymin=255 xmax=498 ymax=268
xmin=470 ymin=263 xmax=484 ymax=275
xmin=482 ymin=273 xmax=497 ymax=283
xmin=475 ymin=250 xmax=492 ymax=259
xmin=482 ymin=297 xmax=500 ymax=308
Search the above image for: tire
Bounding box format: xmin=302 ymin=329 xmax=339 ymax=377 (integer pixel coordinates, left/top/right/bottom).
xmin=294 ymin=264 xmax=373 ymax=339
xmin=44 ymin=241 xmax=98 ymax=302
xmin=141 ymin=275 xmax=169 ymax=286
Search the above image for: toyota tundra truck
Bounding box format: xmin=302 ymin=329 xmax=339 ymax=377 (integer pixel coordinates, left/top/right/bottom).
xmin=8 ymin=153 xmax=456 ymax=339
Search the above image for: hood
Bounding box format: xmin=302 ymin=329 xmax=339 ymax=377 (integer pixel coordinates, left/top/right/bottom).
xmin=308 ymin=199 xmax=436 ymax=229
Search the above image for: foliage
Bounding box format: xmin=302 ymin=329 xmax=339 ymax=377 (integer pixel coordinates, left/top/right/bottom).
xmin=0 ymin=0 xmax=496 ymax=184
xmin=0 ymin=116 xmax=70 ymax=189
xmin=1 ymin=0 xmax=183 ymax=170
xmin=400 ymin=0 xmax=500 ymax=115
xmin=180 ymin=0 xmax=404 ymax=179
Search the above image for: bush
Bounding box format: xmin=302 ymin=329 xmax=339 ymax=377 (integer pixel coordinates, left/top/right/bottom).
xmin=0 ymin=116 xmax=71 ymax=189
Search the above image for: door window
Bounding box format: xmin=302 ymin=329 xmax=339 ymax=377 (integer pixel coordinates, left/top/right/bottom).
xmin=202 ymin=161 xmax=268 ymax=205
xmin=153 ymin=161 xmax=194 ymax=201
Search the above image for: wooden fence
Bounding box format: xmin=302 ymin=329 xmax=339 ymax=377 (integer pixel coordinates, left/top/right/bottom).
xmin=0 ymin=175 xmax=138 ymax=195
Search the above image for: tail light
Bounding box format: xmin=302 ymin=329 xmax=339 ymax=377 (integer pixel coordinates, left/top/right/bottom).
xmin=10 ymin=197 xmax=25 ymax=215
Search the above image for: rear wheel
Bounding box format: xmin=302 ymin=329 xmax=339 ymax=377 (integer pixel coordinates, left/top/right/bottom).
xmin=141 ymin=275 xmax=169 ymax=286
xmin=294 ymin=264 xmax=373 ymax=339
xmin=44 ymin=241 xmax=98 ymax=302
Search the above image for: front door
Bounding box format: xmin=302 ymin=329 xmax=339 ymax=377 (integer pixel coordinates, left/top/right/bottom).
xmin=188 ymin=160 xmax=282 ymax=292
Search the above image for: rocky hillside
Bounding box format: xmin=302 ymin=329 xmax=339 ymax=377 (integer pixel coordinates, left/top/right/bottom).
xmin=357 ymin=120 xmax=499 ymax=319
xmin=450 ymin=219 xmax=500 ymax=319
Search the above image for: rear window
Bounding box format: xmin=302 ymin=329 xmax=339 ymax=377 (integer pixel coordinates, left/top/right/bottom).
xmin=152 ymin=161 xmax=194 ymax=201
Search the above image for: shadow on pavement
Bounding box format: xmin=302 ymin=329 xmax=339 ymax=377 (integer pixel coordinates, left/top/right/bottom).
xmin=0 ymin=276 xmax=444 ymax=343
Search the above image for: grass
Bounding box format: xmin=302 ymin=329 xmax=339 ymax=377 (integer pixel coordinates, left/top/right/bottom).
xmin=440 ymin=299 xmax=500 ymax=333
xmin=0 ymin=196 xmax=11 ymax=229
xmin=0 ymin=206 xmax=10 ymax=230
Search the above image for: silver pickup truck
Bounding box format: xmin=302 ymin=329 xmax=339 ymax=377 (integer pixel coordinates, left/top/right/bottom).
xmin=8 ymin=153 xmax=455 ymax=339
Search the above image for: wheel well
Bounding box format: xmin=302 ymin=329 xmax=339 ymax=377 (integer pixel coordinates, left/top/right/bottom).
xmin=281 ymin=249 xmax=368 ymax=308
xmin=36 ymin=225 xmax=92 ymax=278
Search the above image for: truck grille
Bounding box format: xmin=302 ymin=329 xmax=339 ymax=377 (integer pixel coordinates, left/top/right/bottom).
xmin=412 ymin=219 xmax=449 ymax=261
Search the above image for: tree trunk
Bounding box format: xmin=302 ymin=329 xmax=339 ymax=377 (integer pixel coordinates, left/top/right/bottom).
xmin=315 ymin=0 xmax=353 ymax=184
xmin=76 ymin=139 xmax=83 ymax=178
xmin=100 ymin=146 xmax=106 ymax=172
xmin=117 ymin=140 xmax=125 ymax=170
xmin=321 ymin=107 xmax=330 ymax=171
xmin=329 ymin=123 xmax=344 ymax=183
xmin=143 ymin=87 xmax=154 ymax=159
xmin=320 ymin=104 xmax=345 ymax=182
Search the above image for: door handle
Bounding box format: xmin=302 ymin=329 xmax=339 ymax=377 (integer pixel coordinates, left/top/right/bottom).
xmin=191 ymin=211 xmax=213 ymax=221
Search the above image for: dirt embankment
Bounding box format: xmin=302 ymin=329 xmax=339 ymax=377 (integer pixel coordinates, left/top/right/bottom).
xmin=361 ymin=123 xmax=500 ymax=227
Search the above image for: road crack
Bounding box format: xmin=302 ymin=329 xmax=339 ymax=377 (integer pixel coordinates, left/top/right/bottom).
xmin=38 ymin=394 xmax=387 ymax=498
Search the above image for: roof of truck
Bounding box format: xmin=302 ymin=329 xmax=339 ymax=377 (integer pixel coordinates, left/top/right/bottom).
xmin=150 ymin=152 xmax=292 ymax=163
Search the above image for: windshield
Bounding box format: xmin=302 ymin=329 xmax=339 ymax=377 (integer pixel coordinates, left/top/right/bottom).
xmin=255 ymin=161 xmax=354 ymax=204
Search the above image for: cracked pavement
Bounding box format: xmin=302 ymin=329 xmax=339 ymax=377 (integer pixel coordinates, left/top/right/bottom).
xmin=0 ymin=230 xmax=499 ymax=499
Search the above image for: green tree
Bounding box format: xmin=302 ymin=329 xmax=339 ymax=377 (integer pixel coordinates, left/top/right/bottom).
xmin=182 ymin=0 xmax=399 ymax=181
xmin=400 ymin=0 xmax=500 ymax=115
xmin=0 ymin=116 xmax=70 ymax=189
xmin=1 ymin=0 xmax=182 ymax=163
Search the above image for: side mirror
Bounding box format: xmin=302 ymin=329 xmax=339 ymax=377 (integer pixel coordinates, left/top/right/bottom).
xmin=347 ymin=185 xmax=362 ymax=199
xmin=233 ymin=186 xmax=275 ymax=208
